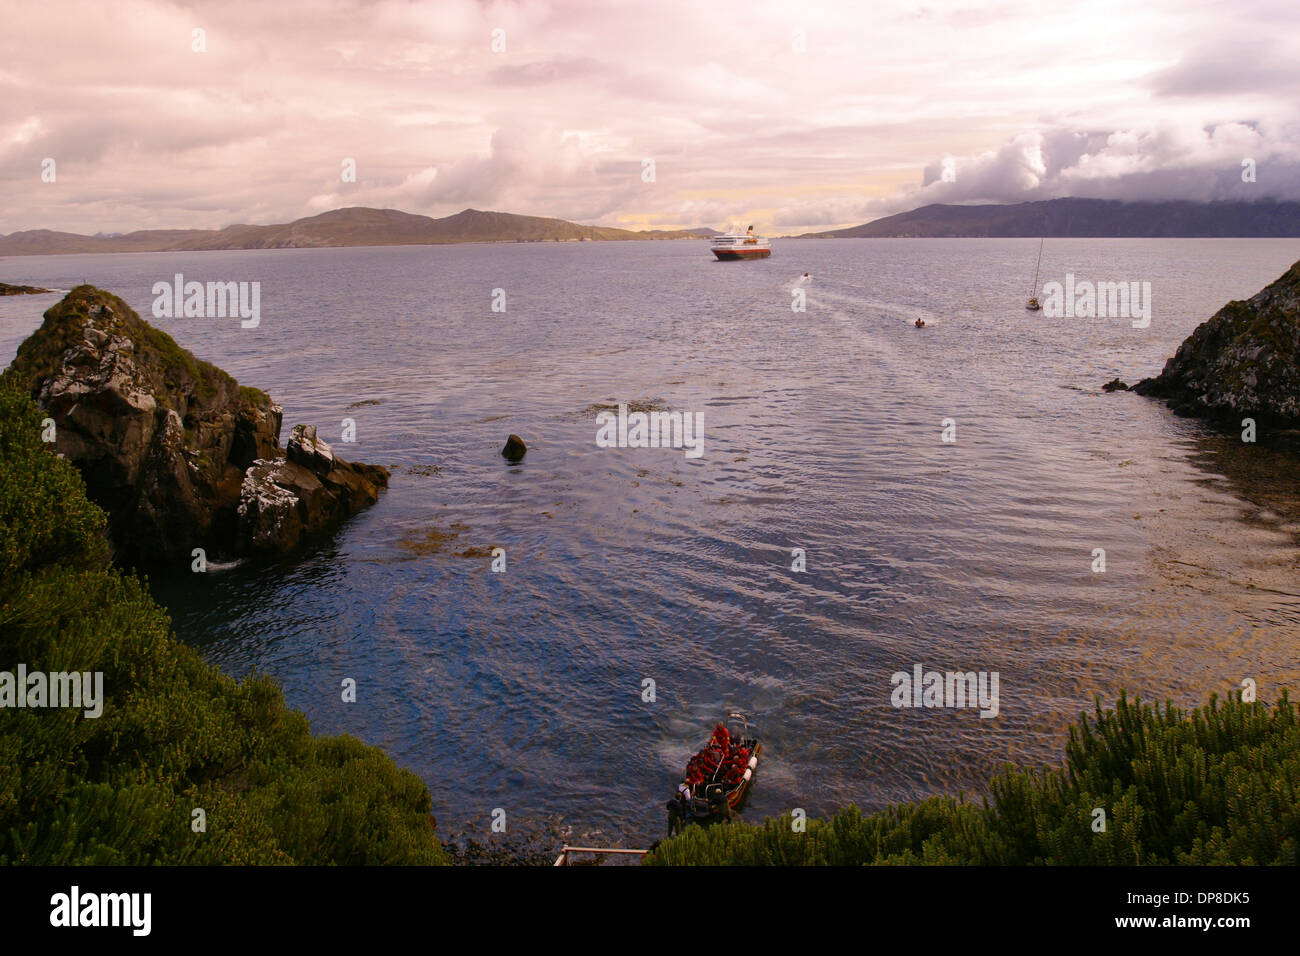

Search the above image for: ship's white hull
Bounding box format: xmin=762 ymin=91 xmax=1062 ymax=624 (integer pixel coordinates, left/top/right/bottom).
xmin=710 ymin=233 xmax=772 ymax=260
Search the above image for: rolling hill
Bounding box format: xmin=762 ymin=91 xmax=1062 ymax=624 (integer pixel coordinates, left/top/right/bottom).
xmin=802 ymin=198 xmax=1300 ymax=238
xmin=0 ymin=207 xmax=713 ymax=256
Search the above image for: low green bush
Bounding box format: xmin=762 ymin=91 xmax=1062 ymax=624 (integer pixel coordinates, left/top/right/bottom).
xmin=0 ymin=378 xmax=447 ymax=864
xmin=646 ymin=691 xmax=1299 ymax=865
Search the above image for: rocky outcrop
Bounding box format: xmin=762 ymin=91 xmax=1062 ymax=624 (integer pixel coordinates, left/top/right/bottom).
xmin=0 ymin=281 xmax=54 ymax=295
xmin=2 ymin=285 xmax=388 ymax=565
xmin=238 ymin=425 xmax=388 ymax=553
xmin=1132 ymin=261 xmax=1300 ymax=424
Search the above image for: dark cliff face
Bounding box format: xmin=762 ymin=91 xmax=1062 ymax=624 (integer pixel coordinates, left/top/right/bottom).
xmin=1132 ymin=261 xmax=1300 ymax=425
xmin=3 ymin=286 xmax=387 ymax=566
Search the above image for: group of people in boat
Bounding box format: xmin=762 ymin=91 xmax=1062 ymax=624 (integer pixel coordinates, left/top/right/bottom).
xmin=683 ymin=723 xmax=752 ymax=787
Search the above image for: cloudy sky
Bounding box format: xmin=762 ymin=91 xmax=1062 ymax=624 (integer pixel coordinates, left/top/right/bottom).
xmin=3 ymin=0 xmax=1299 ymax=234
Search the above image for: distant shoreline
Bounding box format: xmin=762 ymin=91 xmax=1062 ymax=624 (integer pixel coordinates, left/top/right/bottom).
xmin=7 ymin=234 xmax=1300 ymax=266
xmin=0 ymin=235 xmax=714 ymax=259
xmin=0 ymin=206 xmax=719 ymax=257
xmin=11 ymin=197 xmax=1300 ymax=257
xmin=0 ymin=281 xmax=54 ymax=294
xmin=802 ymin=197 xmax=1300 ymax=239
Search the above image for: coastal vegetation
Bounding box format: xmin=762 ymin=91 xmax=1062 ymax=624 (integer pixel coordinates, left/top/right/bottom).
xmin=645 ymin=691 xmax=1299 ymax=865
xmin=0 ymin=378 xmax=448 ymax=864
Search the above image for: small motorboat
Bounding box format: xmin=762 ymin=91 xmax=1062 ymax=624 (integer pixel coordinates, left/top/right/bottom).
xmin=666 ymin=713 xmax=761 ymax=833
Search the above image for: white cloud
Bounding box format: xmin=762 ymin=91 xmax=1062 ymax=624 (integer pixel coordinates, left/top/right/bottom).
xmin=1 ymin=0 xmax=1297 ymax=234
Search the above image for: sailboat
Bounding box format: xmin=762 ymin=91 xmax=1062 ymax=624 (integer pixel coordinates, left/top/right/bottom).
xmin=1026 ymin=238 xmax=1044 ymax=311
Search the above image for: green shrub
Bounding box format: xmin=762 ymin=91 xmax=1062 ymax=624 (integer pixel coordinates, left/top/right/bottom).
xmin=645 ymin=691 xmax=1300 ymax=865
xmin=0 ymin=378 xmax=447 ymax=865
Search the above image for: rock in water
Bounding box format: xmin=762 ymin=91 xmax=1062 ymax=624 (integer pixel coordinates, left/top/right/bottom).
xmin=1101 ymin=378 xmax=1129 ymax=392
xmin=0 ymin=281 xmax=54 ymax=296
xmin=237 ymin=424 xmax=390 ymax=554
xmin=502 ymin=434 xmax=527 ymax=461
xmin=2 ymin=285 xmax=388 ymax=565
xmin=1132 ymin=260 xmax=1300 ymax=424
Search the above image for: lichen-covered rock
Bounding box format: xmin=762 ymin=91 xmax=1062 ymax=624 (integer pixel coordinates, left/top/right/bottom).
xmin=1132 ymin=261 xmax=1300 ymax=423
xmin=287 ymin=423 xmax=335 ymax=473
xmin=237 ymin=425 xmax=388 ymax=554
xmin=2 ymin=285 xmax=388 ymax=565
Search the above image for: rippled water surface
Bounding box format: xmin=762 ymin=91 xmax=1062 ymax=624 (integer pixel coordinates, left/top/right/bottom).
xmin=5 ymin=238 xmax=1300 ymax=848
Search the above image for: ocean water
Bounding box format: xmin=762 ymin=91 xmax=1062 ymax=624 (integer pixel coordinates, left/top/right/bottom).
xmin=4 ymin=237 xmax=1300 ymax=851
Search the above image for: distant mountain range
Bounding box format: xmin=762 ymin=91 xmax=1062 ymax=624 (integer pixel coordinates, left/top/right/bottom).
xmin=802 ymin=198 xmax=1300 ymax=238
xmin=644 ymin=226 xmax=722 ymax=237
xmin=0 ymin=207 xmax=716 ymax=256
xmin=8 ymin=199 xmax=1296 ymax=256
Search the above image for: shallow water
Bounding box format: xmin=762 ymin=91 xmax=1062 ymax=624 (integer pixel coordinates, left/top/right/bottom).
xmin=4 ymin=237 xmax=1300 ymax=849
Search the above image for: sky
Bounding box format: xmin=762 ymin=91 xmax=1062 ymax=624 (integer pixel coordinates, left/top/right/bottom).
xmin=3 ymin=0 xmax=1299 ymax=235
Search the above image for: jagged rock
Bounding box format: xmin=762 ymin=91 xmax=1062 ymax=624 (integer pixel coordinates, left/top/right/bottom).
xmin=287 ymin=423 xmax=335 ymax=473
xmin=1102 ymin=378 xmax=1129 ymax=392
xmin=502 ymin=434 xmax=526 ymax=461
xmin=1132 ymin=261 xmax=1300 ymax=424
xmin=2 ymin=285 xmax=388 ymax=565
xmin=237 ymin=425 xmax=388 ymax=554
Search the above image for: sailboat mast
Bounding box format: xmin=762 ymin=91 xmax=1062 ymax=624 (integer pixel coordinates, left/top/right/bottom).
xmin=1030 ymin=237 xmax=1044 ymax=298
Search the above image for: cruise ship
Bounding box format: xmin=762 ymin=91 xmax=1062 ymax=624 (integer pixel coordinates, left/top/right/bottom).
xmin=710 ymin=225 xmax=771 ymax=260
